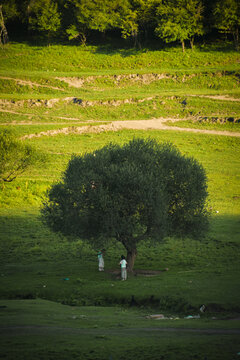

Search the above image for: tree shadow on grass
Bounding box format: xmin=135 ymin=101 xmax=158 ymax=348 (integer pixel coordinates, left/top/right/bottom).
xmin=208 ymin=214 xmax=240 ymax=243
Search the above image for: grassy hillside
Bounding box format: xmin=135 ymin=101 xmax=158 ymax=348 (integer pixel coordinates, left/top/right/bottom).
xmin=0 ymin=42 xmax=239 ymax=132
xmin=0 ymin=42 xmax=240 ymax=359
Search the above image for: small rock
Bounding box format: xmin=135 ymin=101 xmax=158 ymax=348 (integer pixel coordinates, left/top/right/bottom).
xmin=147 ymin=314 xmax=165 ymax=320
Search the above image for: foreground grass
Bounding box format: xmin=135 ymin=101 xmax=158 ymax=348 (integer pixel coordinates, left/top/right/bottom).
xmin=0 ymin=299 xmax=239 ymax=360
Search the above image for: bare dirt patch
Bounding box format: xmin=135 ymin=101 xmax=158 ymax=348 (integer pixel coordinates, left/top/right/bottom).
xmin=0 ymin=96 xmax=156 ymax=108
xmin=106 ymin=269 xmax=164 ymax=277
xmin=191 ymin=94 xmax=240 ymax=102
xmin=21 ymin=123 xmax=117 ymax=139
xmin=112 ymin=119 xmax=240 ymax=137
xmin=56 ymin=73 xmax=172 ymax=88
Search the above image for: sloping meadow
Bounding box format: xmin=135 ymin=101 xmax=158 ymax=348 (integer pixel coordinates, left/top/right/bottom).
xmin=0 ymin=42 xmax=240 ymax=313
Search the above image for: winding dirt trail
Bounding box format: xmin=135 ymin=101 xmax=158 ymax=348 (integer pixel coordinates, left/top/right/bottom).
xmin=19 ymin=118 xmax=240 ymax=139
xmin=112 ymin=119 xmax=240 ymax=137
xmin=0 ymin=107 xmax=239 ymax=138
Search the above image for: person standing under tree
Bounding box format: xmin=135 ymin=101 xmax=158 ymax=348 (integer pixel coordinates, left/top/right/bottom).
xmin=119 ymin=255 xmax=127 ymax=281
xmin=98 ymin=249 xmax=105 ymax=271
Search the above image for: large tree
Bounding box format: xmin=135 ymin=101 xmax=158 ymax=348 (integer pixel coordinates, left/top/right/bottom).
xmin=213 ymin=0 xmax=240 ymax=51
xmin=155 ymin=0 xmax=204 ymax=51
xmin=41 ymin=139 xmax=208 ymax=271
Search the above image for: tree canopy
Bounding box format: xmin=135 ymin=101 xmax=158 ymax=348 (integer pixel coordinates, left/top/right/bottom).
xmin=213 ymin=0 xmax=240 ymax=51
xmin=28 ymin=0 xmax=61 ymax=44
xmin=155 ymin=0 xmax=204 ymax=51
xmin=0 ymin=0 xmax=239 ymax=50
xmin=41 ymin=138 xmax=209 ymax=271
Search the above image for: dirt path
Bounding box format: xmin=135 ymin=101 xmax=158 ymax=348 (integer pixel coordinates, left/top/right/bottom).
xmin=0 ymin=325 xmax=239 ymax=335
xmin=190 ymin=94 xmax=240 ymax=102
xmin=20 ymin=118 xmax=240 ymax=139
xmin=112 ymin=119 xmax=240 ymax=137
xmin=0 ymin=107 xmax=239 ymax=138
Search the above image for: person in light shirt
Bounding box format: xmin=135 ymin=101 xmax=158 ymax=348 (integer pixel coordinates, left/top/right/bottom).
xmin=119 ymin=255 xmax=127 ymax=281
xmin=97 ymin=249 xmax=105 ymax=271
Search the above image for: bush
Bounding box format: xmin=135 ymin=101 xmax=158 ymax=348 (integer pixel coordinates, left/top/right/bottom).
xmin=0 ymin=129 xmax=45 ymax=183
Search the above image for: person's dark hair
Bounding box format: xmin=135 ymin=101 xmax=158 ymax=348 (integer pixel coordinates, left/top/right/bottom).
xmin=121 ymin=255 xmax=125 ymax=260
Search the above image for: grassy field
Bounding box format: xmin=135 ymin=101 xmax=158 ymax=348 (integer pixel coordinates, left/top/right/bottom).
xmin=0 ymin=42 xmax=240 ymax=359
xmin=0 ymin=42 xmax=240 ymax=130
xmin=0 ymin=299 xmax=240 ymax=360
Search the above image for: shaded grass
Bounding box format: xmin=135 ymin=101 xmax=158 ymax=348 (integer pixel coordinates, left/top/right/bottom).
xmin=0 ymin=300 xmax=239 ymax=359
xmin=0 ymin=211 xmax=239 ymax=311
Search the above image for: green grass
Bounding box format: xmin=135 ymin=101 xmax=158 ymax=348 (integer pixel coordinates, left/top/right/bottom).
xmin=0 ymin=42 xmax=240 ymax=134
xmin=0 ymin=131 xmax=239 ymax=312
xmin=1 ymin=43 xmax=240 ymax=72
xmin=0 ymin=299 xmax=239 ymax=360
xmin=0 ymin=41 xmax=240 ymax=359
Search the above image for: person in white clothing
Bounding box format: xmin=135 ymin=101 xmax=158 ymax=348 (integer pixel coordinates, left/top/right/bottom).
xmin=98 ymin=249 xmax=105 ymax=271
xmin=119 ymin=255 xmax=127 ymax=280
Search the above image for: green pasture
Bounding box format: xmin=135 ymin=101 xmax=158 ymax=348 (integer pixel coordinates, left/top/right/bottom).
xmin=0 ymin=42 xmax=240 ymax=359
xmin=0 ymin=130 xmax=239 ymax=309
xmin=0 ymin=299 xmax=239 ymax=360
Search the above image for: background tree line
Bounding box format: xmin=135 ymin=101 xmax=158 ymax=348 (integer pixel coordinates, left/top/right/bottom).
xmin=0 ymin=0 xmax=239 ymax=50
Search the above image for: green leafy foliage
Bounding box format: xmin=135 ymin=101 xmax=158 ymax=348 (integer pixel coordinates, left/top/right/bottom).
xmin=0 ymin=129 xmax=45 ymax=183
xmin=214 ymin=0 xmax=240 ymax=50
xmin=0 ymin=0 xmax=18 ymax=22
xmin=155 ymin=0 xmax=204 ymax=51
xmin=65 ymin=0 xmax=126 ymax=44
xmin=28 ymin=0 xmax=61 ymax=43
xmin=1 ymin=0 xmax=240 ymax=51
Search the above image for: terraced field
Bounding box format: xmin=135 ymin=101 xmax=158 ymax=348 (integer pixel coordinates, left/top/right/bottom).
xmin=0 ymin=42 xmax=240 ymax=360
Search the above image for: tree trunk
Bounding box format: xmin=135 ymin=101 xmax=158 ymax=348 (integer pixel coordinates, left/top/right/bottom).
xmin=181 ymin=40 xmax=185 ymax=52
xmin=120 ymin=237 xmax=137 ymax=272
xmin=80 ymin=32 xmax=87 ymax=46
xmin=0 ymin=6 xmax=8 ymax=45
xmin=126 ymin=247 xmax=137 ymax=272
xmin=233 ymin=28 xmax=239 ymax=51
xmin=190 ymin=37 xmax=194 ymax=50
